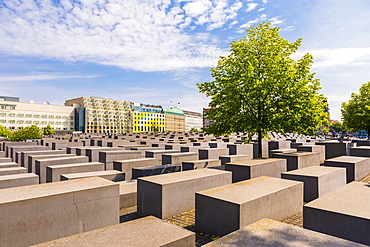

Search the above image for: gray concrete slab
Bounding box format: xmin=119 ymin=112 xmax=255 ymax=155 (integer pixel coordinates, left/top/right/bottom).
xmin=324 ymin=156 xmax=370 ymax=182
xmin=46 ymin=162 xmax=105 ymax=182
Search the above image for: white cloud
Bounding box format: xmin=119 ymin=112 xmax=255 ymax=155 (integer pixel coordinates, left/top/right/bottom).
xmin=0 ymin=74 xmax=101 ymax=82
xmin=239 ymin=14 xmax=267 ymax=29
xmin=246 ymin=3 xmax=258 ymax=12
xmin=269 ymin=16 xmax=283 ymax=25
xmin=262 ymin=0 xmax=268 ymax=4
xmin=258 ymin=8 xmax=265 ymax=12
xmin=0 ymin=0 xmax=243 ymax=72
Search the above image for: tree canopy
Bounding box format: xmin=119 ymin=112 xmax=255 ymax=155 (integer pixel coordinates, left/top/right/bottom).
xmin=9 ymin=125 xmax=43 ymax=141
xmin=0 ymin=125 xmax=12 ymax=138
xmin=198 ymin=22 xmax=328 ymax=157
xmin=341 ymin=82 xmax=370 ymax=139
xmin=43 ymin=124 xmax=56 ymax=135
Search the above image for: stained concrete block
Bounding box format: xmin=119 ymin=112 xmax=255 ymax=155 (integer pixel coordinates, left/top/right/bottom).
xmin=199 ymin=148 xmax=229 ymax=160
xmin=204 ymin=218 xmax=365 ymax=246
xmin=0 ymin=157 xmax=12 ymax=163
xmin=0 ymin=162 xmax=18 ymax=168
xmin=252 ymin=140 xmax=269 ymax=158
xmin=304 ymin=182 xmax=370 ymax=246
xmin=33 ymin=216 xmax=195 ymax=247
xmin=269 ymin=148 xmax=296 ymax=158
xmin=51 ymin=141 xmax=83 ymax=150
xmin=225 ymin=158 xmax=287 ymax=183
xmin=268 ymin=140 xmax=291 ymax=157
xmin=0 ymin=173 xmax=39 ymax=189
xmin=113 ymin=158 xmax=159 ymax=181
xmin=85 ymin=147 xmax=123 ymax=162
xmin=21 ymin=150 xmax=65 ymax=169
xmin=182 ymin=159 xmax=221 ymax=171
xmin=4 ymin=142 xmax=36 ymax=157
xmin=195 ymin=176 xmax=303 ymax=236
xmin=316 ymin=141 xmax=356 ymax=159
xmin=13 ymin=146 xmax=50 ymax=164
xmin=0 ymin=167 xmax=28 ymax=176
xmin=99 ymin=150 xmax=141 ymax=170
xmin=281 ymin=166 xmax=347 ymax=202
xmin=75 ymin=146 xmax=96 ymax=156
xmin=324 ymin=156 xmax=370 ymax=182
xmin=0 ymin=177 xmax=119 ymax=247
xmin=271 ymin=152 xmax=320 ymax=171
xmin=226 ymin=144 xmax=253 ymax=156
xmin=35 ymin=156 xmax=89 ymax=183
xmin=60 ymin=170 xmax=125 ymax=182
xmin=297 ymin=145 xmax=326 ymax=163
xmin=132 ymin=164 xmax=181 ymax=179
xmin=350 ymin=146 xmax=370 ymax=157
xmin=118 ymin=180 xmax=137 ymax=209
xmin=46 ymin=162 xmax=105 ymax=182
xmin=219 ymin=155 xmax=252 ymax=166
xmin=162 ymin=152 xmax=198 ymax=165
xmin=138 ymin=169 xmax=232 ymax=219
xmin=28 ymin=154 xmax=75 ymax=173
xmin=145 ymin=150 xmax=179 ymax=163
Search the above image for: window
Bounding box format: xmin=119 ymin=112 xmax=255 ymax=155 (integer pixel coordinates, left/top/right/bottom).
xmin=55 ymin=116 xmax=61 ymax=119
xmin=17 ymin=114 xmax=24 ymax=117
xmin=10 ymin=106 xmax=15 ymax=109
xmin=0 ymin=113 xmax=5 ymax=117
xmin=41 ymin=115 xmax=47 ymax=118
xmin=26 ymin=121 xmax=32 ymax=124
xmin=0 ymin=120 xmax=5 ymax=123
xmin=26 ymin=114 xmax=32 ymax=118
xmin=62 ymin=116 xmax=68 ymax=119
xmin=33 ymin=121 xmax=39 ymax=124
xmin=48 ymin=115 xmax=54 ymax=119
xmin=8 ymin=120 xmax=15 ymax=124
xmin=56 ymin=122 xmax=61 ymax=125
xmin=41 ymin=121 xmax=47 ymax=124
xmin=33 ymin=114 xmax=40 ymax=118
xmin=17 ymin=120 xmax=24 ymax=124
xmin=49 ymin=121 xmax=54 ymax=125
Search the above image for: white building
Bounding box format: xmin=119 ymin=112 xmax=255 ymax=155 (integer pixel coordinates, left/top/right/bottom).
xmin=183 ymin=110 xmax=203 ymax=132
xmin=0 ymin=97 xmax=75 ymax=131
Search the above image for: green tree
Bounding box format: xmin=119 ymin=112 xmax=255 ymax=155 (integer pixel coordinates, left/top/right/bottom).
xmin=198 ymin=22 xmax=328 ymax=157
xmin=10 ymin=125 xmax=43 ymax=141
xmin=189 ymin=127 xmax=199 ymax=132
xmin=341 ymin=82 xmax=370 ymax=139
xmin=328 ymin=121 xmax=343 ymax=133
xmin=0 ymin=125 xmax=12 ymax=138
xmin=43 ymin=124 xmax=56 ymax=135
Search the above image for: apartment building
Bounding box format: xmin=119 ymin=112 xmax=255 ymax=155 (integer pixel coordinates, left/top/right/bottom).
xmin=132 ymin=104 xmax=165 ymax=133
xmin=162 ymin=107 xmax=185 ymax=132
xmin=183 ymin=110 xmax=203 ymax=132
xmin=65 ymin=97 xmax=133 ymax=134
xmin=0 ymin=96 xmax=75 ymax=131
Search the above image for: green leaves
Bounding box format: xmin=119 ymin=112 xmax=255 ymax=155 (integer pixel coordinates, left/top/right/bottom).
xmin=43 ymin=124 xmax=56 ymax=135
xmin=198 ymin=22 xmax=328 ymax=150
xmin=9 ymin=125 xmax=43 ymax=141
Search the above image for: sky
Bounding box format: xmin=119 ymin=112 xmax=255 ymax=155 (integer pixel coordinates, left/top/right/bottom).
xmin=0 ymin=0 xmax=369 ymax=121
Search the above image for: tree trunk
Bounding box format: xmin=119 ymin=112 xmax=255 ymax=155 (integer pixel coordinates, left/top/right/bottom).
xmin=258 ymin=128 xmax=262 ymax=158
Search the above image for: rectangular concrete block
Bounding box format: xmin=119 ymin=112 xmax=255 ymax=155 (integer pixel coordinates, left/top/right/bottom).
xmin=13 ymin=146 xmax=50 ymax=164
xmin=138 ymin=169 xmax=232 ymax=219
xmin=227 ymin=144 xmax=253 ymax=156
xmin=316 ymin=141 xmax=355 ymax=159
xmin=132 ymin=164 xmax=181 ymax=179
xmin=0 ymin=162 xmax=19 ymax=168
xmin=46 ymin=162 xmax=105 ymax=182
xmin=33 ymin=216 xmax=195 ymax=247
xmin=0 ymin=177 xmax=119 ymax=247
xmin=60 ymin=170 xmax=125 ymax=182
xmin=204 ymin=218 xmax=365 ymax=246
xmin=145 ymin=150 xmax=179 ymax=164
xmin=35 ymin=156 xmax=89 ymax=183
xmin=324 ymin=156 xmax=370 ymax=182
xmin=162 ymin=152 xmax=198 ymax=165
xmin=113 ymin=158 xmax=159 ymax=181
xmin=297 ymin=145 xmax=326 ymax=163
xmin=350 ymin=146 xmax=370 ymax=157
xmin=304 ymin=182 xmax=370 ymax=246
xmin=0 ymin=173 xmax=39 ymax=189
xmin=0 ymin=167 xmax=28 ymax=176
xmin=0 ymin=157 xmax=12 ymax=163
xmin=199 ymin=148 xmax=229 ymax=160
xmin=118 ymin=180 xmax=137 ymax=209
xmin=99 ymin=150 xmax=141 ymax=170
xmin=182 ymin=159 xmax=221 ymax=171
xmin=225 ymin=158 xmax=287 ymax=183
xmin=21 ymin=150 xmax=65 ymax=169
xmin=281 ymin=166 xmax=347 ymax=202
xmin=195 ymin=176 xmax=303 ymax=236
xmin=28 ymin=154 xmax=75 ymax=173
xmin=219 ymin=155 xmax=252 ymax=166
xmin=271 ymin=152 xmax=320 ymax=171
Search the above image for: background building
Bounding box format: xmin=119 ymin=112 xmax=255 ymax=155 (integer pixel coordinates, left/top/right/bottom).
xmin=183 ymin=110 xmax=203 ymax=132
xmin=162 ymin=107 xmax=185 ymax=132
xmin=203 ymin=108 xmax=214 ymax=128
xmin=0 ymin=98 xmax=75 ymax=131
xmin=132 ymin=103 xmax=165 ymax=133
xmin=65 ymin=97 xmax=133 ymax=134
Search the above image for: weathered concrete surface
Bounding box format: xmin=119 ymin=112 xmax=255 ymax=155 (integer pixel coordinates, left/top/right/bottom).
xmin=297 ymin=145 xmax=326 ymax=163
xmin=28 ymin=154 xmax=75 ymax=173
xmin=145 ymin=150 xmax=179 ymax=164
xmin=0 ymin=157 xmax=12 ymax=163
xmin=271 ymin=152 xmax=320 ymax=171
xmin=118 ymin=180 xmax=137 ymax=209
xmin=162 ymin=152 xmax=198 ymax=166
xmin=33 ymin=216 xmax=195 ymax=247
xmin=304 ymin=182 xmax=370 ymax=246
xmin=60 ymin=170 xmax=125 ymax=182
xmin=204 ymin=218 xmax=365 ymax=246
xmin=21 ymin=150 xmax=65 ymax=169
xmin=35 ymin=156 xmax=89 ymax=183
xmin=324 ymin=156 xmax=370 ymax=182
xmin=227 ymin=144 xmax=253 ymax=156
xmin=0 ymin=173 xmax=39 ymax=189
xmin=199 ymin=148 xmax=229 ymax=160
xmin=98 ymin=150 xmax=141 ymax=170
xmin=0 ymin=167 xmax=28 ymax=176
xmin=46 ymin=162 xmax=105 ymax=182
xmin=182 ymin=159 xmax=221 ymax=171
xmin=281 ymin=166 xmax=347 ymax=202
xmin=316 ymin=141 xmax=355 ymax=159
xmin=225 ymin=158 xmax=287 ymax=183
xmin=0 ymin=177 xmax=119 ymax=247
xmin=138 ymin=169 xmax=232 ymax=219
xmin=113 ymin=158 xmax=159 ymax=181
xmin=196 ymin=176 xmax=303 ymax=236
xmin=0 ymin=162 xmax=19 ymax=168
xmin=220 ymin=155 xmax=252 ymax=166
xmin=13 ymin=146 xmax=50 ymax=164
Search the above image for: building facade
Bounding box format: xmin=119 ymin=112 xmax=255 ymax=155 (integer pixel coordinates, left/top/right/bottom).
xmin=183 ymin=110 xmax=203 ymax=132
xmin=162 ymin=107 xmax=185 ymax=132
xmin=132 ymin=104 xmax=165 ymax=133
xmin=0 ymin=99 xmax=75 ymax=131
xmin=203 ymin=108 xmax=214 ymax=128
xmin=65 ymin=97 xmax=133 ymax=134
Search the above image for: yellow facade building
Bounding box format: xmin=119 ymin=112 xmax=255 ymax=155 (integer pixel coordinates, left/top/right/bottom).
xmin=132 ymin=104 xmax=165 ymax=133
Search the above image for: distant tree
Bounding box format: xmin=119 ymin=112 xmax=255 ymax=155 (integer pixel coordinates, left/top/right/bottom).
xmin=189 ymin=127 xmax=199 ymax=132
xmin=198 ymin=22 xmax=328 ymax=157
xmin=10 ymin=125 xmax=43 ymax=141
xmin=322 ymin=127 xmax=329 ymax=135
xmin=328 ymin=122 xmax=344 ymax=133
xmin=342 ymin=82 xmax=370 ymax=139
xmin=43 ymin=124 xmax=56 ymax=135
xmin=0 ymin=125 xmax=12 ymax=138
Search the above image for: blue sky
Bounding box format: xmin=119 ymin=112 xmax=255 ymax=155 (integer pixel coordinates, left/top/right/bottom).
xmin=1 ymin=0 xmax=369 ymax=121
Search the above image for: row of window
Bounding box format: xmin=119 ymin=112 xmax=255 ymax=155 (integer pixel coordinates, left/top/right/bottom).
xmin=0 ymin=113 xmax=72 ymax=119
xmin=0 ymin=120 xmax=73 ymax=125
xmin=0 ymin=105 xmax=15 ymax=110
